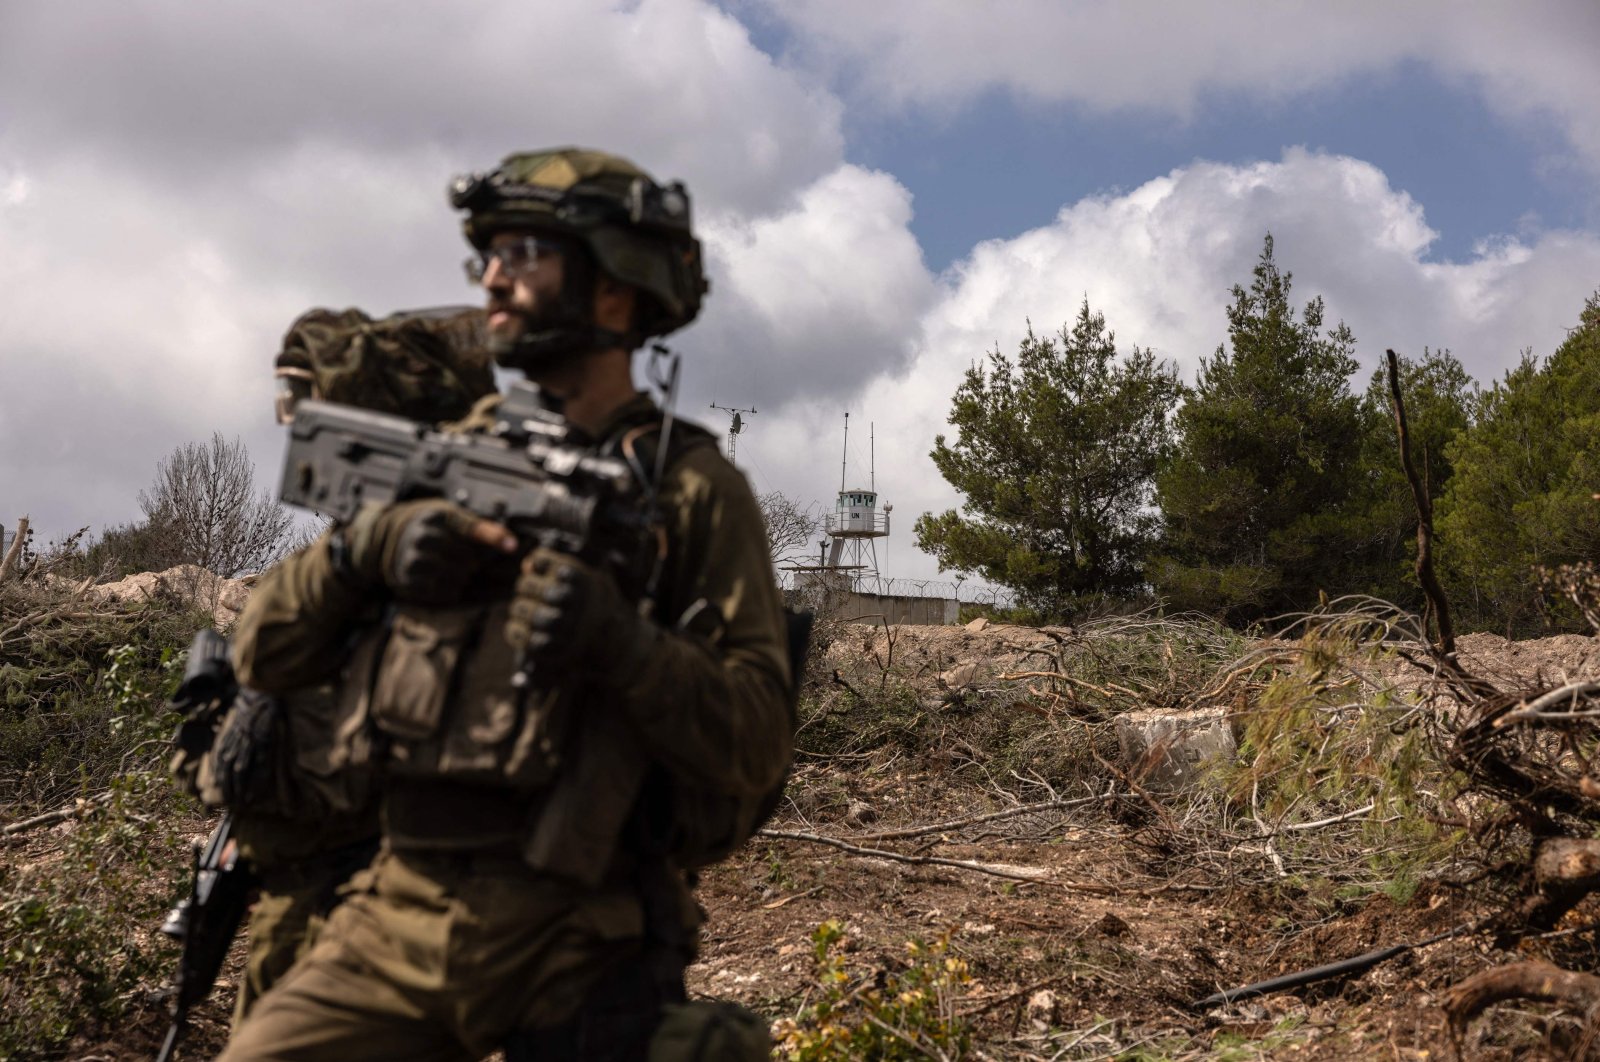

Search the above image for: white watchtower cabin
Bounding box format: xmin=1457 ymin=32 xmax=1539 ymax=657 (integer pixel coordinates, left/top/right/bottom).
xmin=824 ymin=412 xmax=891 ymax=580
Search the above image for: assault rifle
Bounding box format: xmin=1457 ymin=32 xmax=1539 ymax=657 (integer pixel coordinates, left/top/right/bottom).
xmin=156 ymin=812 xmax=255 ymax=1062
xmin=279 ymin=382 xmax=662 ymax=607
xmin=156 ymin=629 xmax=255 ymax=1062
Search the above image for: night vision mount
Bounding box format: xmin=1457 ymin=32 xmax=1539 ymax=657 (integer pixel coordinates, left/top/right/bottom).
xmin=448 ymin=171 xmax=693 ymax=236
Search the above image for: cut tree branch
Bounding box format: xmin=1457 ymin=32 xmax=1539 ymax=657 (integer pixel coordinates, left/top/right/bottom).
xmin=0 ymin=515 xmax=28 ymax=585
xmin=757 ymin=827 xmax=1118 ymax=893
xmin=1444 ymin=961 xmax=1600 ymax=1044
xmin=856 ymin=792 xmax=1117 ymax=842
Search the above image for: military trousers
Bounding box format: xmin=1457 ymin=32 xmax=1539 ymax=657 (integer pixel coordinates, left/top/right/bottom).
xmin=217 ymin=848 xmax=645 ymax=1062
xmin=232 ymin=885 xmax=329 ymax=1027
xmin=231 ymin=836 xmax=382 ymax=1026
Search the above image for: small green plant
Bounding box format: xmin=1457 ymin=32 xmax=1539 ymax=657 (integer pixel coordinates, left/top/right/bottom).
xmin=775 ymin=920 xmax=974 ymax=1061
xmin=765 ymin=845 xmax=798 ymax=892
xmin=1210 ymin=1014 xmax=1309 ymax=1060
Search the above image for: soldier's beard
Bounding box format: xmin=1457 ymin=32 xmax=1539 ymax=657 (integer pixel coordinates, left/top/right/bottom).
xmin=488 ymin=308 xmax=594 ymax=375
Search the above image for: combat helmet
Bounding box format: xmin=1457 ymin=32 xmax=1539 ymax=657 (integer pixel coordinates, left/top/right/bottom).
xmin=450 ymin=148 xmax=707 ymax=360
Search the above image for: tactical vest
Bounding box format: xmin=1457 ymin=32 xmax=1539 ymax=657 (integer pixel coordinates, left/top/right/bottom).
xmin=329 ymin=389 xmax=728 ymax=883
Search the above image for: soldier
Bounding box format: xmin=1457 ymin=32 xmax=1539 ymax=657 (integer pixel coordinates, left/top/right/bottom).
xmin=219 ymin=149 xmax=791 ymax=1061
xmin=169 ymin=305 xmax=499 ymax=1026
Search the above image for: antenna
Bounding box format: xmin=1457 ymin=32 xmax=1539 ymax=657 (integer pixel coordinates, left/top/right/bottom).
xmin=649 ymin=344 xmax=681 ymax=499
xmin=840 ymin=411 xmax=849 ymax=492
xmin=870 ymin=422 xmax=875 ymax=493
xmin=709 ymin=401 xmax=757 ymax=461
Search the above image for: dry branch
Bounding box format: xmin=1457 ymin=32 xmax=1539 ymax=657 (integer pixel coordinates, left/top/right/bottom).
xmin=757 ymin=827 xmax=1117 ymax=892
xmin=1 ymin=792 xmax=112 ymax=841
xmin=0 ymin=516 xmax=28 ymax=585
xmin=1493 ymin=682 xmax=1600 ymax=726
xmin=1444 ymin=961 xmax=1600 ymax=1044
xmin=855 ymin=793 xmax=1114 ymax=842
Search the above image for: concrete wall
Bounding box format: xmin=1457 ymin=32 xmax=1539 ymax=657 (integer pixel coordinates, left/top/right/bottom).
xmin=787 ymin=585 xmax=958 ymax=626
xmin=833 ymin=590 xmax=958 ymax=626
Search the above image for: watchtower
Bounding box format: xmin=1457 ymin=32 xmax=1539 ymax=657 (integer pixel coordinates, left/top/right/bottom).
xmin=823 ymin=413 xmax=890 ymax=580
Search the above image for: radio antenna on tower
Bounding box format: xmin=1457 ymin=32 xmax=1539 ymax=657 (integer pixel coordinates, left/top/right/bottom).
xmin=709 ymin=401 xmax=757 ymax=461
xmin=840 ymin=411 xmax=850 ymax=492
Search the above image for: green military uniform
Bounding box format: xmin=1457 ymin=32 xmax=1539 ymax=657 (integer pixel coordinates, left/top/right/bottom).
xmin=229 ymin=812 xmax=379 ymax=1023
xmin=218 ymin=390 xmax=792 ymax=1060
xmin=220 ymin=682 xmax=382 ymax=1025
xmin=173 ymin=678 xmax=383 ymax=1026
xmin=173 ymin=304 xmax=498 ymax=1026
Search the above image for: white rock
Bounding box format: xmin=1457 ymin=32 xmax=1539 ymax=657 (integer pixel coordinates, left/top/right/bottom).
xmin=1114 ymin=707 xmax=1236 ymax=792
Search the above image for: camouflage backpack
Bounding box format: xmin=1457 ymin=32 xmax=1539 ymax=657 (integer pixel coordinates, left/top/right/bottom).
xmin=275 ymin=305 xmax=498 ymax=425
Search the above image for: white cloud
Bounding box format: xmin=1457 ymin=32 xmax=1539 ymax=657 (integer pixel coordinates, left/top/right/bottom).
xmin=0 ymin=0 xmax=865 ymax=543
xmin=687 ymin=164 xmax=937 ymax=411
xmin=0 ymin=0 xmax=844 ymax=218
xmin=739 ymin=148 xmax=1600 ymax=582
xmin=766 ymin=0 xmax=1600 ymax=175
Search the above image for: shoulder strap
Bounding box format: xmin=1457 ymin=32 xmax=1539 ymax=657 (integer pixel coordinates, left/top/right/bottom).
xmin=606 ymin=415 xmax=717 ymax=490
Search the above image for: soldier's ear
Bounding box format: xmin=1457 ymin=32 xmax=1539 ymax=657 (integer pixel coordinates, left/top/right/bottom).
xmin=592 ymin=274 xmax=639 ymax=337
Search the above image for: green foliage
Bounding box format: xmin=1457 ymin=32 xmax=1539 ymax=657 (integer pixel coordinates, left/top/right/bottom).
xmin=0 ymin=584 xmax=201 ymax=1058
xmin=1219 ymin=609 xmax=1466 ymax=899
xmin=916 ymin=300 xmax=1183 ymax=619
xmin=1 ymin=587 xmax=203 ymax=809
xmin=1150 ymin=235 xmax=1365 ymax=624
xmin=70 ymin=518 xmax=183 ymax=581
xmin=774 ymin=921 xmax=974 ymax=1060
xmin=0 ymin=774 xmax=187 ymax=1059
xmin=1345 ymin=347 xmax=1475 ymax=610
xmin=1436 ymin=292 xmax=1600 ymax=634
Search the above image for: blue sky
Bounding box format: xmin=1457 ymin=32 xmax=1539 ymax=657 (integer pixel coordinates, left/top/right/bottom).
xmin=1 ymin=0 xmax=1597 ymax=583
xmin=851 ymin=60 xmax=1588 ymax=273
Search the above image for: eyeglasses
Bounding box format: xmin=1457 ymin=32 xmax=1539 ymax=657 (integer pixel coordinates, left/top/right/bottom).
xmin=462 ymin=236 xmax=564 ymax=284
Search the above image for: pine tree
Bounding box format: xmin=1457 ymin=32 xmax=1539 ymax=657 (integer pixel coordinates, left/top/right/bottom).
xmin=1436 ymin=292 xmax=1600 ymax=634
xmin=915 ymin=300 xmax=1183 ymax=618
xmin=1149 ymin=235 xmax=1364 ymax=624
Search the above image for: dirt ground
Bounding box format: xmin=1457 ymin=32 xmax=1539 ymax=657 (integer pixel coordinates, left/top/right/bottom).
xmin=697 ymin=767 xmax=1510 ymax=1060
xmin=51 ymin=619 xmax=1600 ymax=1059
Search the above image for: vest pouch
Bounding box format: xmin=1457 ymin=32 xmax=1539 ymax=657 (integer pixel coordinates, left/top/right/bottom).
xmin=370 ymin=604 xmax=479 ymax=741
xmin=431 ymin=599 xmax=568 ymax=789
xmin=286 ymin=682 xmax=378 ymax=819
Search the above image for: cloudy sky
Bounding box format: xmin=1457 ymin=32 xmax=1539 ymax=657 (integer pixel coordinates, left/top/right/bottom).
xmin=3 ymin=0 xmax=1598 ymax=585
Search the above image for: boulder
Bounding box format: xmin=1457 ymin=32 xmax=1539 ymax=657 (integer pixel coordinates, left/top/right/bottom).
xmin=938 ymin=662 xmax=980 ymax=688
xmin=85 ymin=564 xmax=251 ymax=630
xmin=1114 ymin=707 xmax=1236 ymax=792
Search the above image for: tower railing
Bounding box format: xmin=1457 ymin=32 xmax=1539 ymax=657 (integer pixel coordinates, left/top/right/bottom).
xmin=825 ymin=510 xmax=889 ymax=535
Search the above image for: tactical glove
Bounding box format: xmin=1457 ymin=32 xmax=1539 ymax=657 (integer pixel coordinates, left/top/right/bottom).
xmin=337 ymin=499 xmax=509 ymax=604
xmin=505 ymin=547 xmax=658 ymax=685
xmin=209 ymin=688 xmax=281 ymax=807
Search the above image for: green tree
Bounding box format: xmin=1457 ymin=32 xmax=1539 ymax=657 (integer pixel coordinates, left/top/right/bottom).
xmin=1149 ymin=235 xmax=1364 ymax=623
xmin=1346 ymin=347 xmax=1475 ymax=610
xmin=915 ymin=300 xmax=1183 ymax=618
xmin=1436 ymin=292 xmax=1600 ymax=634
